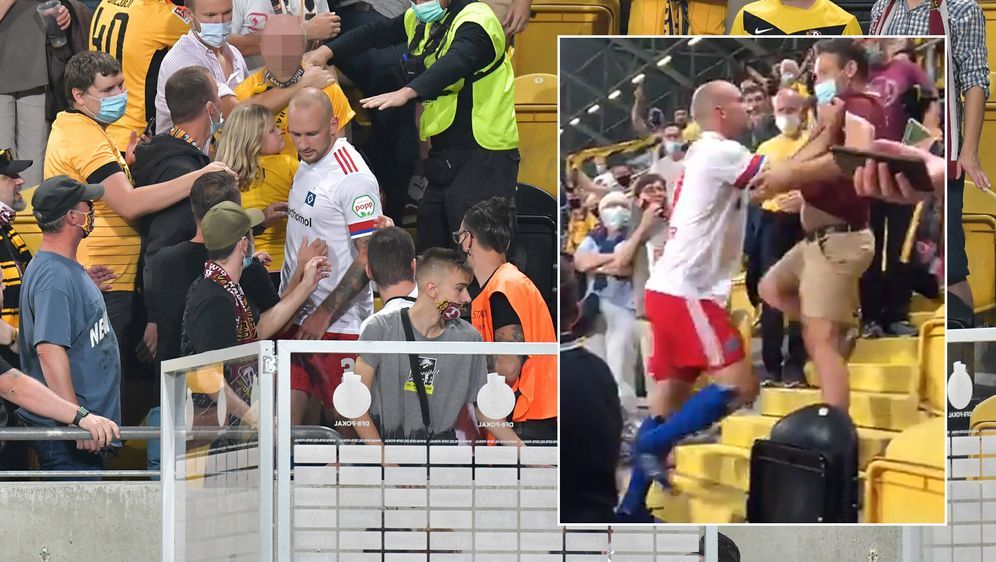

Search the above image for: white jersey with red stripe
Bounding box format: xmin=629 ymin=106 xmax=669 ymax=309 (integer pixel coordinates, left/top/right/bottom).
xmin=281 ymin=137 xmax=382 ymax=335
xmin=646 ymin=131 xmax=764 ymax=304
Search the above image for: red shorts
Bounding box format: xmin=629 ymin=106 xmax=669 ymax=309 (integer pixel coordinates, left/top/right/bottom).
xmin=645 ymin=290 xmax=745 ymax=383
xmin=283 ymin=328 xmax=359 ymax=409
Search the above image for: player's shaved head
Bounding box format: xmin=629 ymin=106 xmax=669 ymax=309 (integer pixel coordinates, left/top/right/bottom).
xmin=288 ymin=88 xmax=337 ymax=163
xmin=691 ymin=81 xmax=737 ymax=123
xmin=289 ymin=87 xmax=333 ymax=125
xmin=262 ymin=14 xmax=306 ymax=80
xmin=691 ymin=80 xmax=749 ymax=139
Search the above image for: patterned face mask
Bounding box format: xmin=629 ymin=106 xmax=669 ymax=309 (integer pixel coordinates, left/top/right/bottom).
xmin=436 ymin=300 xmax=465 ymax=321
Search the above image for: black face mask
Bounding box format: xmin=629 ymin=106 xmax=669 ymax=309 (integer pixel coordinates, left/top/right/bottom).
xmin=616 ymin=175 xmax=632 ymax=188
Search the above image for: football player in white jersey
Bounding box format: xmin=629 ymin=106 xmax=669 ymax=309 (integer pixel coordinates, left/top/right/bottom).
xmin=282 ymin=88 xmax=383 ymax=425
xmin=617 ymin=81 xmax=766 ymax=522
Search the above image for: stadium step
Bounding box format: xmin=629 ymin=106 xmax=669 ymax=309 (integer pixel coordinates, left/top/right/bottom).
xmin=719 ymin=414 xmax=898 ymax=469
xmin=909 ymin=310 xmax=935 ymax=329
xmin=672 ymin=444 xmax=751 ymax=491
xmin=804 ymin=362 xmax=918 ymax=394
xmin=759 ymin=388 xmax=920 ymax=431
xmin=849 ymin=336 xmax=919 ymax=365
xmin=909 ymin=294 xmax=943 ymax=314
xmin=648 ymin=474 xmax=746 ymax=523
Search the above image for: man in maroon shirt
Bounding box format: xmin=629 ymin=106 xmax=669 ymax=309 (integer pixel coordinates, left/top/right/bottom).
xmin=859 ymin=38 xmax=938 ymax=338
xmin=751 ymin=39 xmax=880 ymax=412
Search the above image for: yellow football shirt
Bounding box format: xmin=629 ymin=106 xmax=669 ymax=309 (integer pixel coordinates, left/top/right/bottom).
xmin=44 ymin=111 xmax=139 ymax=292
xmin=730 ymin=0 xmax=862 ymax=36
xmin=90 ymin=0 xmax=191 ymax=149
xmin=233 ymin=71 xmax=356 ymax=158
xmin=755 ymin=131 xmax=809 ymax=212
xmin=241 ymin=154 xmax=299 ymax=273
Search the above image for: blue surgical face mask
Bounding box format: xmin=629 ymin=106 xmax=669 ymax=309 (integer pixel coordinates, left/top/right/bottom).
xmin=208 ymin=103 xmax=224 ymax=136
xmin=196 ymin=18 xmax=233 ymax=49
xmin=814 ymin=79 xmax=838 ymax=105
xmin=243 ymin=238 xmax=254 ymax=269
xmin=411 ymin=0 xmax=446 ymax=23
xmin=664 ymin=140 xmax=682 ymax=155
xmin=601 ymin=206 xmax=631 ymax=230
xmin=87 ymin=91 xmax=128 ymax=124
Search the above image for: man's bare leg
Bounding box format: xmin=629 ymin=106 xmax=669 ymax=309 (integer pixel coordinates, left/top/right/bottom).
xmin=803 ymin=316 xmax=849 ymax=411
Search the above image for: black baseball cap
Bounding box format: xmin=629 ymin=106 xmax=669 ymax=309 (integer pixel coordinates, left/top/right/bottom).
xmin=32 ymin=175 xmax=104 ymax=224
xmin=0 ymin=148 xmax=32 ymax=177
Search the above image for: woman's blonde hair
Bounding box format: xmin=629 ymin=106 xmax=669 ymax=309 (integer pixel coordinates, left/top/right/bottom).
xmin=215 ymin=104 xmax=272 ymax=190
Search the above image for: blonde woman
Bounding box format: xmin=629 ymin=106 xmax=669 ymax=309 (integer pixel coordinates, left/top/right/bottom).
xmin=215 ymin=104 xmax=297 ymax=288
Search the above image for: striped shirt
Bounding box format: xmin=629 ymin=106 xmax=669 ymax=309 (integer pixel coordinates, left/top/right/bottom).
xmin=871 ymin=0 xmax=990 ymax=157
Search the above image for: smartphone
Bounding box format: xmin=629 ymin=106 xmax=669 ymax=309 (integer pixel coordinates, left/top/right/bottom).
xmin=902 ymin=118 xmax=932 ymax=146
xmin=830 ymin=146 xmax=934 ymax=192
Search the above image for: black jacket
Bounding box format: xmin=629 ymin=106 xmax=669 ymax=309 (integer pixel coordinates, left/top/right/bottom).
xmin=131 ymin=134 xmax=210 ymax=322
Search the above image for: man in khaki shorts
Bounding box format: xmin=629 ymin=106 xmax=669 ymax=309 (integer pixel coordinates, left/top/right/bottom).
xmin=752 ymin=39 xmax=881 ymax=411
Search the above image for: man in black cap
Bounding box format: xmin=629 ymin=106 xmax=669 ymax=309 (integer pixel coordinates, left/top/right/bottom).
xmin=17 ymin=176 xmax=121 ymax=477
xmin=180 ymin=200 xmax=329 ymax=415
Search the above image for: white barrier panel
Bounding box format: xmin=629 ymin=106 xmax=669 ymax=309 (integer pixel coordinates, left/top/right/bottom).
xmin=926 ymin=331 xmax=996 ymax=561
xmin=162 ymin=341 xmax=275 ymax=562
xmin=276 ymin=340 xmax=707 ymax=561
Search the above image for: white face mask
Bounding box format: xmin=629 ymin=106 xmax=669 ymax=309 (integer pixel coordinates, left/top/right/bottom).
xmin=775 ymin=114 xmax=801 ymax=135
xmin=600 ymin=206 xmax=631 ymax=230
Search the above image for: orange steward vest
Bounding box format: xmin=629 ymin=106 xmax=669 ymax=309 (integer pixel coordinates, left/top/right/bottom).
xmin=471 ymin=263 xmax=557 ymax=422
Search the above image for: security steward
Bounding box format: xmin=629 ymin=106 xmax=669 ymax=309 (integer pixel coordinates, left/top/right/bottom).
xmin=308 ymin=0 xmax=520 ymax=252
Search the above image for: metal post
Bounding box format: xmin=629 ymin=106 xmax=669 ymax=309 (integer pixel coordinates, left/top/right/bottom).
xmin=903 ymin=527 xmax=922 ymax=562
xmin=704 ymin=526 xmax=718 ymax=562
xmin=276 ymin=342 xmax=292 ymax=562
xmin=161 ymin=365 xmax=182 ymax=562
xmin=258 ymin=341 xmax=275 ymax=562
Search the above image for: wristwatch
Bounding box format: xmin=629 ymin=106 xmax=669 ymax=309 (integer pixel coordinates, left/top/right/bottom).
xmin=72 ymin=406 xmax=90 ymax=427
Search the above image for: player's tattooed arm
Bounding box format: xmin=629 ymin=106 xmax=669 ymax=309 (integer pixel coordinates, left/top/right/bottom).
xmin=319 ymin=237 xmax=371 ymax=323
xmin=494 ymin=324 xmax=525 ymax=386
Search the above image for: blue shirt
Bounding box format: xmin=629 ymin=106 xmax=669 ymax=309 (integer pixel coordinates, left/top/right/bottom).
xmin=17 ymin=251 xmax=121 ymax=427
xmin=577 ymin=235 xmax=635 ymax=312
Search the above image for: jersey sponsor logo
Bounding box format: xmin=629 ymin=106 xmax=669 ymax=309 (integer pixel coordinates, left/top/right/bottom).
xmin=90 ymin=314 xmax=111 ymax=348
xmin=305 ymin=191 xmax=317 ymax=207
xmin=352 ymin=195 xmax=376 ymax=218
xmin=288 ymin=207 xmax=313 ymax=228
xmin=334 ymin=148 xmax=360 ymax=174
xmin=171 ymin=4 xmax=191 ymax=24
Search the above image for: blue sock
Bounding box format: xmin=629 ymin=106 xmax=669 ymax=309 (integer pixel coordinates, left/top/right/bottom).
xmin=617 ymin=417 xmax=664 ymax=517
xmin=635 ymin=384 xmax=737 ymax=456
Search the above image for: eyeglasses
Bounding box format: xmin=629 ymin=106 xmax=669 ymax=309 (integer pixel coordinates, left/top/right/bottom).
xmin=452 ymin=229 xmax=470 ymax=246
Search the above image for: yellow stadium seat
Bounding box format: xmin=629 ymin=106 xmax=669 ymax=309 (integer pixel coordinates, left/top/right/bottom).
xmin=628 ymin=0 xmax=728 ymax=35
xmin=917 ymin=319 xmax=945 ymax=415
xmin=971 ymin=395 xmax=996 ymax=431
xmin=186 ymin=363 xmax=226 ymax=395
xmin=963 ymin=180 xmax=996 ymax=217
xmin=13 ymin=185 xmax=41 ymax=255
xmin=512 ymin=0 xmax=619 ymax=76
xmin=864 ymin=417 xmax=945 ymax=523
xmin=515 ymin=73 xmax=557 ymax=195
xmin=964 ymin=214 xmax=996 ymax=313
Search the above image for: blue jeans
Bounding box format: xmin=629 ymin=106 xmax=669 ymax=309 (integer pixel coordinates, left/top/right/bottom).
xmin=31 ymin=439 xmax=104 ymax=481
xmin=147 ymin=406 xmax=160 ymax=480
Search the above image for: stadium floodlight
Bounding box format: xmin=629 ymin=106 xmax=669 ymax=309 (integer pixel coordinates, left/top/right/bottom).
xmin=657 ymin=55 xmax=672 ymax=67
xmin=688 ymin=37 xmax=702 ymax=46
xmin=569 ymin=117 xmax=581 ymax=126
xmin=631 ymin=73 xmax=645 ymax=84
xmin=608 ymin=89 xmax=621 ymax=100
xmin=587 ymin=104 xmax=600 ymax=114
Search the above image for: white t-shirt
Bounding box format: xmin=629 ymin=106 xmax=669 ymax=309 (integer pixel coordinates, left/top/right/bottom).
xmin=358 ymin=288 xmax=418 ymax=336
xmin=281 ymin=137 xmax=382 ymax=335
xmin=649 ymin=148 xmax=685 ymax=203
xmin=646 ymin=132 xmax=765 ymax=304
xmin=232 ymin=0 xmax=329 ymax=71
